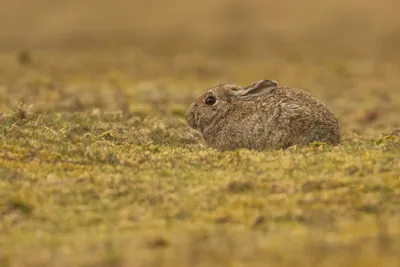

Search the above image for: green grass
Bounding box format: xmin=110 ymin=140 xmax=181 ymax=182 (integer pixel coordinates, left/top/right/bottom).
xmin=1 ymin=106 xmax=400 ymax=267
xmin=1 ymin=30 xmax=400 ymax=266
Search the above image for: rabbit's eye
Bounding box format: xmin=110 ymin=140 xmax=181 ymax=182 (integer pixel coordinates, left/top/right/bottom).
xmin=205 ymin=96 xmax=216 ymax=105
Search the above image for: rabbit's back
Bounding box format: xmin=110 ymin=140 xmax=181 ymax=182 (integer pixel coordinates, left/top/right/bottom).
xmin=253 ymin=86 xmax=340 ymax=149
xmin=274 ymin=87 xmax=340 ymax=147
xmin=205 ymin=86 xmax=340 ymax=150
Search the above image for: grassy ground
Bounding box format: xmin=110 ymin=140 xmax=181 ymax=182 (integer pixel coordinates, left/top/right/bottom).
xmin=1 ymin=1 xmax=400 ymax=266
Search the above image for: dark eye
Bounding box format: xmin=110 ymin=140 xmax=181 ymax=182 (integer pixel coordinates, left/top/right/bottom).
xmin=205 ymin=96 xmax=216 ymax=105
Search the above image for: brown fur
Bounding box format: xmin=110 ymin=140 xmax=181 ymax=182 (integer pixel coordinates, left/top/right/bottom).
xmin=186 ymin=80 xmax=341 ymax=151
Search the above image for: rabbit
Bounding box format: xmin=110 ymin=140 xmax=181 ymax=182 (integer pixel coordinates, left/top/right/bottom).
xmin=185 ymin=79 xmax=340 ymax=151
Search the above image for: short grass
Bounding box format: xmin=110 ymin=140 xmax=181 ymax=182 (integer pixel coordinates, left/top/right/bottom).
xmin=1 ymin=49 xmax=400 ymax=267
xmin=2 ymin=1 xmax=400 ymax=266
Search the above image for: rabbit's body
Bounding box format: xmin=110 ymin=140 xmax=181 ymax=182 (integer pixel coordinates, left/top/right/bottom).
xmin=186 ymin=80 xmax=340 ymax=151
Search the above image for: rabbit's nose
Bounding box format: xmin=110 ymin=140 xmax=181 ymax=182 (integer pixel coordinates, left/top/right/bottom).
xmin=185 ymin=105 xmax=198 ymax=129
xmin=186 ymin=111 xmax=198 ymax=129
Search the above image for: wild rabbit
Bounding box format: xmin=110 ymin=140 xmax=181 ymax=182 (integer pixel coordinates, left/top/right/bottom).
xmin=186 ymin=79 xmax=340 ymax=151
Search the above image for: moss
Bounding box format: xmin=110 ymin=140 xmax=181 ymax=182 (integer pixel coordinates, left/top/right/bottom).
xmin=6 ymin=195 xmax=35 ymax=215
xmin=0 ymin=49 xmax=400 ymax=267
xmin=376 ymin=135 xmax=399 ymax=144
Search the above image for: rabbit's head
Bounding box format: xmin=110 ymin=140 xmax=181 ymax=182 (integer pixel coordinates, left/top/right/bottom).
xmin=186 ymin=79 xmax=278 ymax=132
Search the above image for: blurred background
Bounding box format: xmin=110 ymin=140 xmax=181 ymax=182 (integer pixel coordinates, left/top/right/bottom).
xmin=1 ymin=0 xmax=400 ymax=59
xmin=0 ymin=0 xmax=399 ymax=137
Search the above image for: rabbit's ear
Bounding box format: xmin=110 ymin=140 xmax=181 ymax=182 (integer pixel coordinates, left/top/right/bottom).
xmin=235 ymin=80 xmax=278 ymax=97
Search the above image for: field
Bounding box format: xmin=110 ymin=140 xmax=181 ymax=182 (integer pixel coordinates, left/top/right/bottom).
xmin=1 ymin=1 xmax=400 ymax=266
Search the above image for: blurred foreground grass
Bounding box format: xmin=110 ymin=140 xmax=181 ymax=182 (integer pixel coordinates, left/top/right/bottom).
xmin=1 ymin=0 xmax=400 ymax=266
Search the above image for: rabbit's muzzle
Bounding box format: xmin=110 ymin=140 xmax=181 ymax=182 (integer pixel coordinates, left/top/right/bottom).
xmin=185 ymin=103 xmax=198 ymax=130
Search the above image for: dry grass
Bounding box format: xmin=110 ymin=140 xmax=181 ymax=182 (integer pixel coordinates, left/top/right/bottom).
xmin=1 ymin=1 xmax=400 ymax=266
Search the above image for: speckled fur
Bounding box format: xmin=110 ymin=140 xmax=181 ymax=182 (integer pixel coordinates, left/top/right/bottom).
xmin=186 ymin=80 xmax=341 ymax=151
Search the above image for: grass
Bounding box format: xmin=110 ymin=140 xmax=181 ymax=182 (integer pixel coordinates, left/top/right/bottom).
xmin=1 ymin=53 xmax=400 ymax=267
xmin=1 ymin=1 xmax=400 ymax=266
